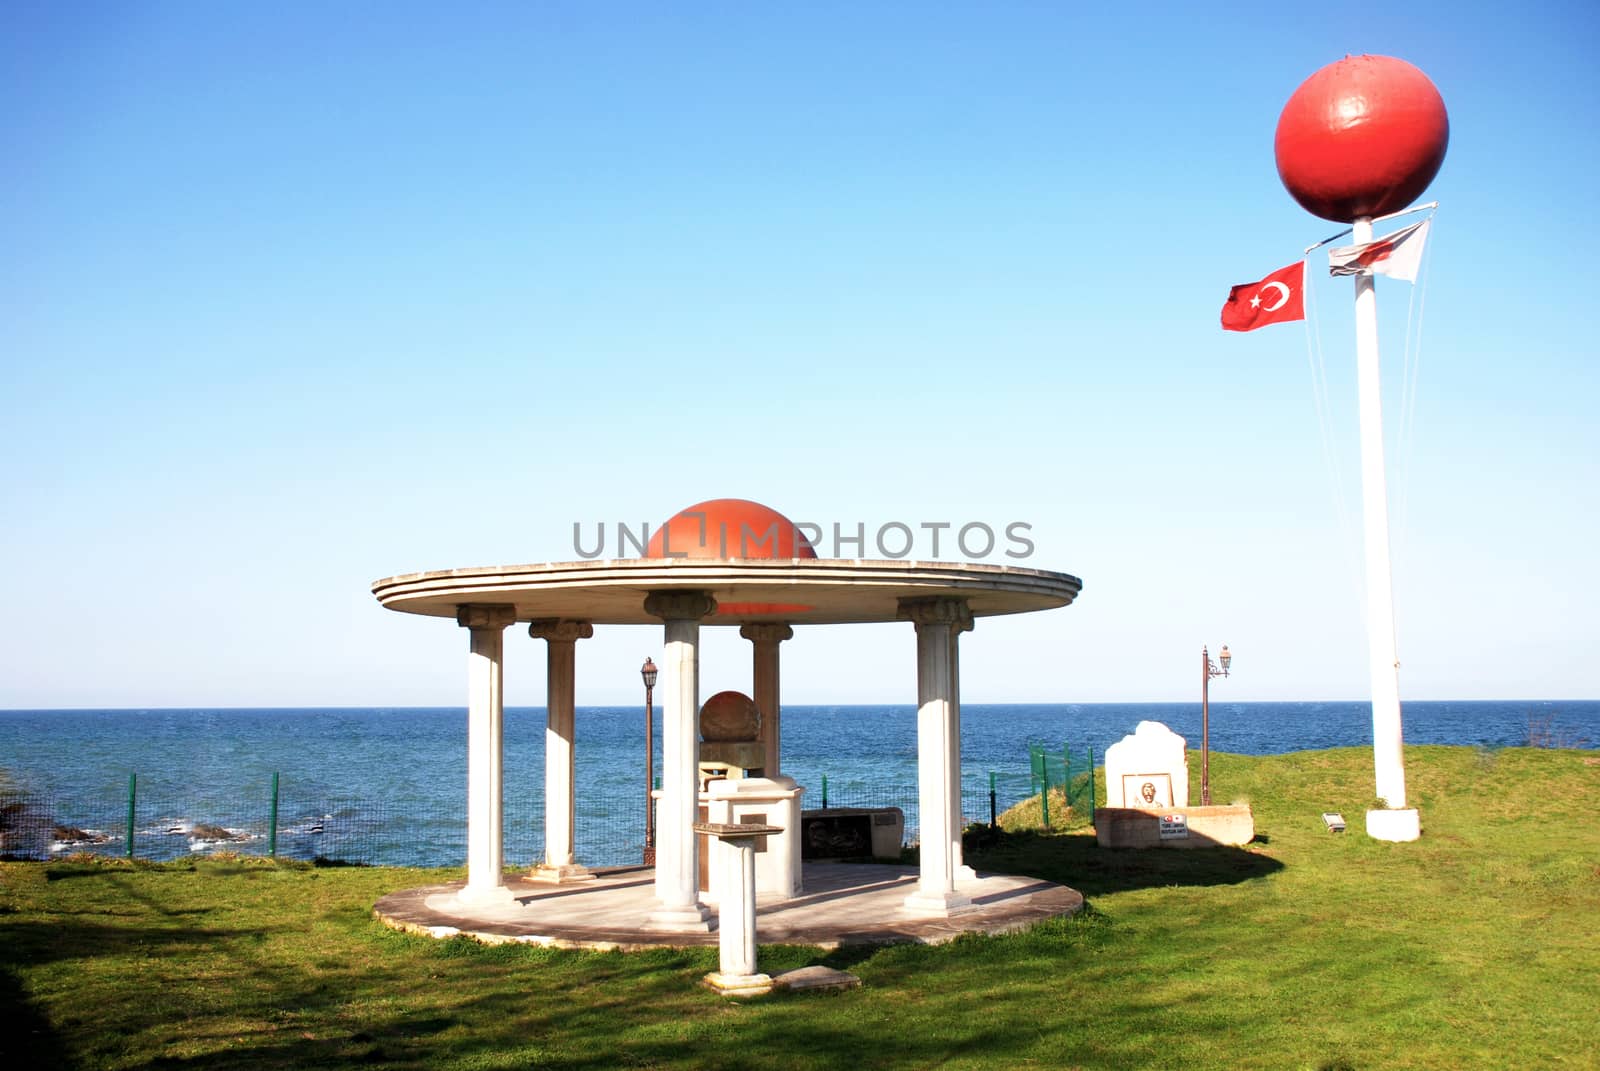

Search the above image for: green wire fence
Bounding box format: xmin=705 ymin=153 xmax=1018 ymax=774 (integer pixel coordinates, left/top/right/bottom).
xmin=2 ymin=743 xmax=1099 ymax=865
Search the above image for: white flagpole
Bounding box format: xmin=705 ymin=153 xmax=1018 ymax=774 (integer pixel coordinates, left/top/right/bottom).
xmin=1350 ymin=215 xmax=1420 ymax=842
xmin=1306 ymin=200 xmax=1437 ymax=256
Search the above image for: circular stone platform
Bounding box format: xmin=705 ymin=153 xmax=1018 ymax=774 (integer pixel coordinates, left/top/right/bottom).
xmin=374 ymin=863 xmax=1083 ymax=950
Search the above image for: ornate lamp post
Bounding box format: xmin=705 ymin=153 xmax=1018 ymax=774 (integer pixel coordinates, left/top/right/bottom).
xmin=641 ymin=656 xmax=658 ymax=865
xmin=1201 ymin=644 xmax=1232 ymax=806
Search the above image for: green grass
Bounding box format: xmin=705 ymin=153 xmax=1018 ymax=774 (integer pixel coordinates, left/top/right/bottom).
xmin=3 ymin=746 xmax=1597 ymax=1069
xmin=989 ymin=771 xmax=1097 ymax=833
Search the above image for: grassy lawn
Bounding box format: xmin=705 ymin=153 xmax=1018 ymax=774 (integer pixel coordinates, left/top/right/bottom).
xmin=2 ymin=745 xmax=1597 ymax=1070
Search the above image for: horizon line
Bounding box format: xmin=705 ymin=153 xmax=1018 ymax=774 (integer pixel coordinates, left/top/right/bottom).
xmin=3 ymin=697 xmax=1594 ymax=714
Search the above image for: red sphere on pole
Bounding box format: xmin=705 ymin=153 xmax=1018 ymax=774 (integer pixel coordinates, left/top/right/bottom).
xmin=1275 ymin=54 xmax=1449 ymax=223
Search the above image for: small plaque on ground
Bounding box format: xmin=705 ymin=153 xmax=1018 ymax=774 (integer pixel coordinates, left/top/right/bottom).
xmin=1158 ymin=813 xmax=1189 ymax=839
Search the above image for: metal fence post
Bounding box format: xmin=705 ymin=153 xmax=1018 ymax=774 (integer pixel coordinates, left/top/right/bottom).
xmin=1040 ymin=762 xmax=1050 ymax=830
xmin=125 ymin=773 xmax=137 ymax=860
xmin=268 ymin=772 xmax=280 ymax=858
xmin=821 ymin=774 xmax=828 ymax=809
xmin=1087 ymin=744 xmax=1096 ymax=825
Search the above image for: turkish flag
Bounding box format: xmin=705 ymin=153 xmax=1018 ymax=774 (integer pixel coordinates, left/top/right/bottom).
xmin=1220 ymin=260 xmax=1305 ymax=332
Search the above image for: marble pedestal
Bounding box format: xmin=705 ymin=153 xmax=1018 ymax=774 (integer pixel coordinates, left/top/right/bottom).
xmin=697 ymin=821 xmax=781 ymax=998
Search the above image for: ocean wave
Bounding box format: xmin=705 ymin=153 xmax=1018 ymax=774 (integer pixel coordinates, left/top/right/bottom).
xmin=49 ymin=826 xmax=113 ymax=852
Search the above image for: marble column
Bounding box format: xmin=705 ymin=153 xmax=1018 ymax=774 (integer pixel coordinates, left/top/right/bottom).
xmin=899 ymin=596 xmax=973 ymax=916
xmin=528 ymin=619 xmax=594 ymax=882
xmin=949 ymin=607 xmax=976 ymax=880
xmin=456 ymin=605 xmax=517 ymax=906
xmin=643 ymin=590 xmax=717 ymax=930
xmin=739 ymin=623 xmax=793 ymax=775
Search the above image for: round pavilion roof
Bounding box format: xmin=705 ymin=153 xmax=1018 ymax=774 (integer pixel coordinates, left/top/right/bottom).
xmin=371 ymin=557 xmax=1082 ymax=626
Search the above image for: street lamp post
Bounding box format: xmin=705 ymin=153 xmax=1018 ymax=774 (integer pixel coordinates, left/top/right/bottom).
xmin=641 ymin=657 xmax=658 ymax=865
xmin=1201 ymin=644 xmax=1232 ymax=806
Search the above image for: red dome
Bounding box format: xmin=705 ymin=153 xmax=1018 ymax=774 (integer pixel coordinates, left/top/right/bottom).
xmin=645 ymin=498 xmax=817 ymax=560
xmin=1275 ymin=55 xmax=1448 ymax=223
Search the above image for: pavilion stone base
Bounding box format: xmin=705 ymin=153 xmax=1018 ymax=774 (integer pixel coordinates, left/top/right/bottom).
xmin=375 ymin=864 xmax=1086 ymax=951
xmin=1094 ymin=805 xmax=1256 ymax=849
xmin=1366 ymin=808 xmax=1421 ymax=842
xmin=703 ymin=971 xmax=773 ymax=998
xmin=528 ymin=863 xmax=594 ymax=884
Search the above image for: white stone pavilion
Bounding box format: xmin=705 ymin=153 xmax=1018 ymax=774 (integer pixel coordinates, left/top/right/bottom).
xmin=370 ymin=499 xmax=1082 ymax=931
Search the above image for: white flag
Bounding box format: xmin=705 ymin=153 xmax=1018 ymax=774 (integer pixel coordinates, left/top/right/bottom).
xmin=1328 ymin=219 xmax=1431 ymax=283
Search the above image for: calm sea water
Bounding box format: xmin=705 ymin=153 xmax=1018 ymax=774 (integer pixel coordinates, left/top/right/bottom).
xmin=2 ymin=700 xmax=1594 ymax=866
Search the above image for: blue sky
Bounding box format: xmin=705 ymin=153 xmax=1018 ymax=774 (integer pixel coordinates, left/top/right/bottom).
xmin=3 ymin=2 xmax=1596 ymax=707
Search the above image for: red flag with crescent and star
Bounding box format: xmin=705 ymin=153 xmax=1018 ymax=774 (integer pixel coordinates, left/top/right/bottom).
xmin=1220 ymin=260 xmax=1305 ymax=332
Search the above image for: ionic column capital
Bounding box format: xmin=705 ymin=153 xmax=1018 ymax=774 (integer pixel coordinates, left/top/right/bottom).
xmin=897 ymin=596 xmax=973 ymax=632
xmin=643 ymin=591 xmax=718 ymax=621
xmin=456 ymin=605 xmax=517 ymax=631
xmin=527 ymin=619 xmax=595 ymax=643
xmin=739 ymin=623 xmax=794 ymax=645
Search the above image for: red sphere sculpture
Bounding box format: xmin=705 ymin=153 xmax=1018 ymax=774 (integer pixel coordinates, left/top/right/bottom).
xmin=1275 ymin=55 xmax=1448 ymax=223
xmin=700 ymin=690 xmax=761 ymax=742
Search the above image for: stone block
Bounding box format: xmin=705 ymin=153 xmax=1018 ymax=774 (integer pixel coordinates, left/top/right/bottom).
xmin=800 ymin=807 xmax=905 ymax=861
xmin=772 ymin=965 xmax=862 ymax=992
xmin=705 ymin=775 xmax=804 ymax=900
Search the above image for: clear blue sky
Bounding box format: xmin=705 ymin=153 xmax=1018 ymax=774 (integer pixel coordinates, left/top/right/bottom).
xmin=3 ymin=2 xmax=1596 ymax=707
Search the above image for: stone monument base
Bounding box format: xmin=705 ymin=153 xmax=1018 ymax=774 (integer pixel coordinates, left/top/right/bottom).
xmin=702 ymin=971 xmax=773 ymax=998
xmin=903 ymin=888 xmax=975 ymax=917
xmin=643 ymin=903 xmax=715 ymax=932
xmin=1094 ymin=805 xmax=1255 ymax=849
xmin=528 ymin=863 xmax=594 ymax=884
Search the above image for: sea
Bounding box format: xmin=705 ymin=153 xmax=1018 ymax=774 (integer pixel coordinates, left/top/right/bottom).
xmin=2 ymin=700 xmax=1594 ymax=868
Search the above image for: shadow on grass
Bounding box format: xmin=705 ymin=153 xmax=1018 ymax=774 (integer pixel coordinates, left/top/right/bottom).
xmin=0 ymin=915 xmax=282 ymax=969
xmin=0 ymin=852 xmax=1282 ymax=1071
xmin=0 ymin=963 xmax=70 ymax=1070
xmin=965 ymin=827 xmax=1283 ymax=897
xmin=817 ymin=943 xmax=879 ymax=971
